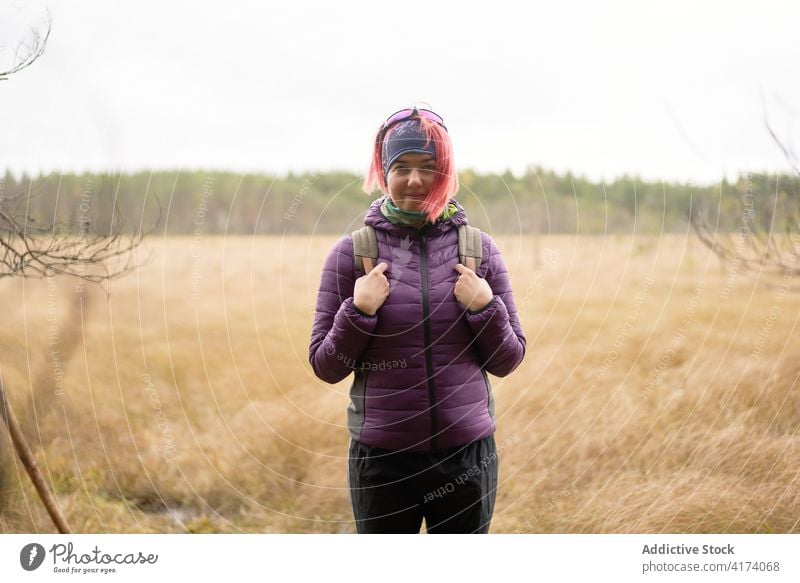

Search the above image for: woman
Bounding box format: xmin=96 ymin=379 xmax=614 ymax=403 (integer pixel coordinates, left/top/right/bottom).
xmin=309 ymin=106 xmax=526 ymax=533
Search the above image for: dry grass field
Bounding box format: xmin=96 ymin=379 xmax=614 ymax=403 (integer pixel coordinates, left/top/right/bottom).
xmin=1 ymin=233 xmax=798 ymax=533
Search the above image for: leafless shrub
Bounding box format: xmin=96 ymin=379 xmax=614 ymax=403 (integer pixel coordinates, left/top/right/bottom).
xmin=0 ymin=11 xmax=51 ymax=81
xmin=690 ymin=120 xmax=800 ymax=288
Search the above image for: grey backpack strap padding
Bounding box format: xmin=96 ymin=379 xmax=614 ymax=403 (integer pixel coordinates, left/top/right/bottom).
xmin=352 ymin=226 xmax=378 ymax=274
xmin=458 ymin=225 xmax=483 ymax=272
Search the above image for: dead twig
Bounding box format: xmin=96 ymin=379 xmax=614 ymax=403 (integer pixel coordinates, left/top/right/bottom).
xmin=0 ymin=11 xmax=51 ymax=81
xmin=690 ymin=116 xmax=800 ymax=283
xmin=0 ymin=375 xmax=71 ymax=534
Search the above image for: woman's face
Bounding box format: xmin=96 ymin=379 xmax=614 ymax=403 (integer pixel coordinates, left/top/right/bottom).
xmin=387 ymin=153 xmax=437 ymax=213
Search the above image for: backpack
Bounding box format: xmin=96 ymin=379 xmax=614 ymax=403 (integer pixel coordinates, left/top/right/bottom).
xmin=351 ymin=224 xmax=483 ymax=274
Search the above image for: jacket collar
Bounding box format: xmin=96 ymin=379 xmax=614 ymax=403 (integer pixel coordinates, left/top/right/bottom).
xmin=364 ymin=194 xmax=468 ymax=236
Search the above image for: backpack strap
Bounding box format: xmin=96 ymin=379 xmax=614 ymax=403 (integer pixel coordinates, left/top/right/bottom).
xmin=352 ymin=224 xmax=482 ymax=274
xmin=351 ymin=226 xmax=378 ymax=274
xmin=458 ymin=225 xmax=483 ymax=272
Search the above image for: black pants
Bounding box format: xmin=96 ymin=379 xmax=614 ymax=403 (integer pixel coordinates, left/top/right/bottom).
xmin=348 ymin=434 xmax=498 ymax=534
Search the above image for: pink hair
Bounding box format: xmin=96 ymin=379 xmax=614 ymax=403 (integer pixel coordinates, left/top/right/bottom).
xmin=362 ymin=115 xmax=459 ymax=222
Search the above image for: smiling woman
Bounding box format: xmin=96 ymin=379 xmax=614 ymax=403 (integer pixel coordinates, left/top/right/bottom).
xmin=363 ymin=107 xmax=459 ymax=224
xmin=308 ymin=106 xmax=526 ymax=534
xmin=387 ymin=153 xmax=436 ymax=212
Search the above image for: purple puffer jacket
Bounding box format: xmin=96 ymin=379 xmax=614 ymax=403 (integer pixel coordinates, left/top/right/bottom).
xmin=309 ymin=196 xmax=526 ymax=452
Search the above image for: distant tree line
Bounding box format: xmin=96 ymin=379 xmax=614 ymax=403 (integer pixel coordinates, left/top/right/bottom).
xmin=1 ymin=168 xmax=797 ymax=235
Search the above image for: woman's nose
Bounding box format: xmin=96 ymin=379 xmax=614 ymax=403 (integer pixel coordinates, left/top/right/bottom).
xmin=407 ymin=169 xmax=423 ymax=186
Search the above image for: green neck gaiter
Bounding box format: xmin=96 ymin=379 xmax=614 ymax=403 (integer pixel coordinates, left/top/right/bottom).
xmin=381 ymin=197 xmax=459 ymax=230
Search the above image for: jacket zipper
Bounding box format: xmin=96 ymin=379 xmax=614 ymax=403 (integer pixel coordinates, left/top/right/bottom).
xmin=419 ymin=232 xmax=439 ymax=450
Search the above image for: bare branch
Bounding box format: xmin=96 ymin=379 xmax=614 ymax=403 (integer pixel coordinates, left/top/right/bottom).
xmin=690 ymin=116 xmax=800 ymax=286
xmin=0 ymin=181 xmax=160 ymax=287
xmin=765 ymin=118 xmax=800 ymax=177
xmin=0 ymin=11 xmax=51 ymax=81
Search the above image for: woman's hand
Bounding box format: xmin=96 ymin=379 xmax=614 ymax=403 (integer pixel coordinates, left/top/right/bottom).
xmin=454 ymin=264 xmax=493 ymax=312
xmin=353 ymin=262 xmax=390 ymax=316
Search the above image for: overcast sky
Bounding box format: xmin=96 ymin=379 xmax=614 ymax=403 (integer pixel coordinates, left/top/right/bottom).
xmin=1 ymin=0 xmax=798 ymax=184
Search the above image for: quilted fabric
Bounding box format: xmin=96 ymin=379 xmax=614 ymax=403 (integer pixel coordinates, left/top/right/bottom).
xmin=309 ymin=196 xmax=526 ymax=452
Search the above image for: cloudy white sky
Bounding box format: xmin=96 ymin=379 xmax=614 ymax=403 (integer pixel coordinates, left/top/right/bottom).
xmin=1 ymin=0 xmax=798 ymax=184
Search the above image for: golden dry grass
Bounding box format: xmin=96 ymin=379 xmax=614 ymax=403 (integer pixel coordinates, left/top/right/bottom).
xmin=0 ymin=233 xmax=798 ymax=533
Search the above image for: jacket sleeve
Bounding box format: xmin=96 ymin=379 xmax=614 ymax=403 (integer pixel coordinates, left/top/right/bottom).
xmin=309 ymin=235 xmax=378 ymax=384
xmin=464 ymin=234 xmax=526 ymax=377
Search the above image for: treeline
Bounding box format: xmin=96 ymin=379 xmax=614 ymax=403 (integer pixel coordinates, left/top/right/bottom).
xmin=1 ymin=168 xmax=797 ymax=235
